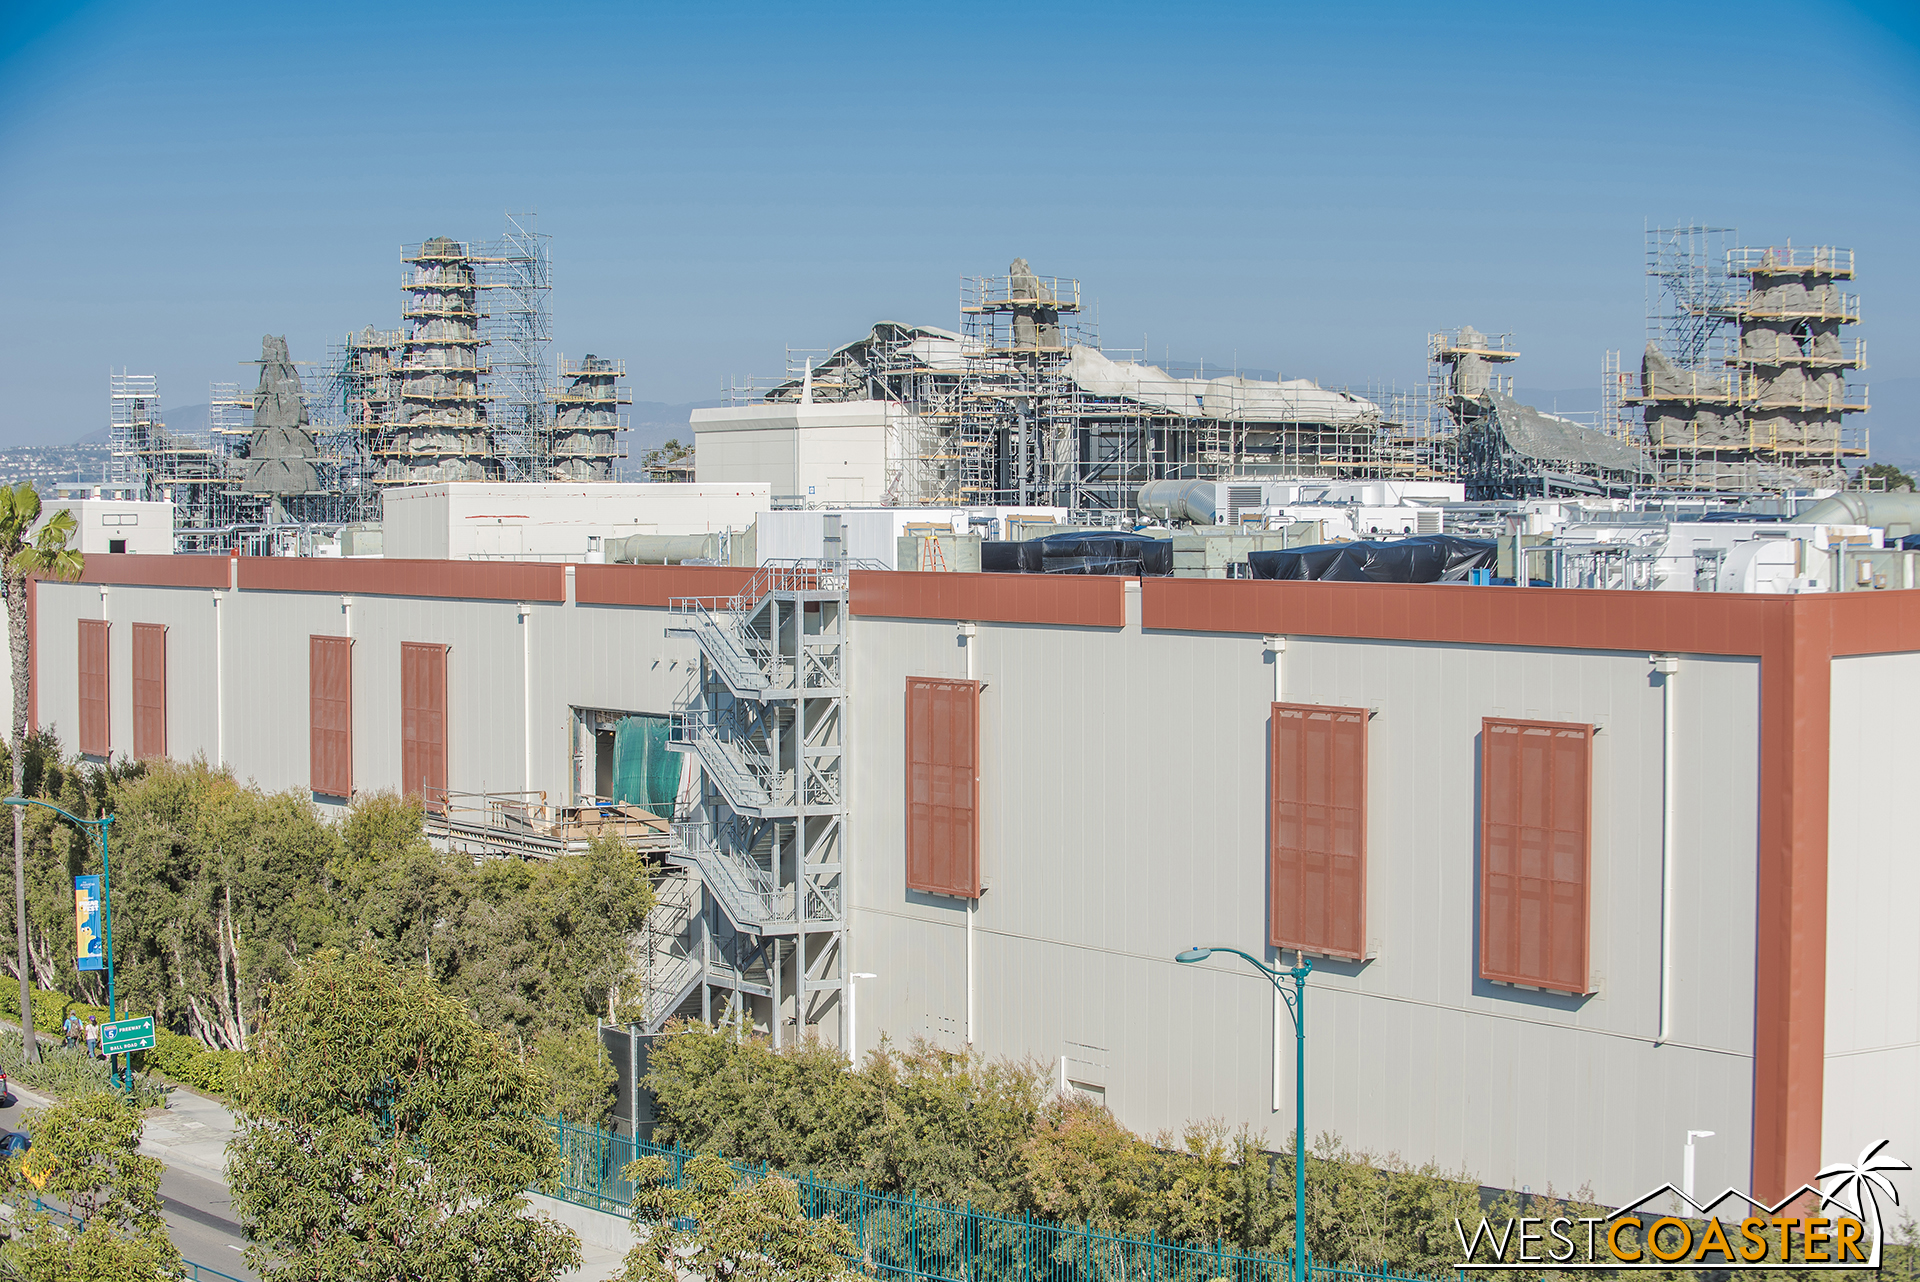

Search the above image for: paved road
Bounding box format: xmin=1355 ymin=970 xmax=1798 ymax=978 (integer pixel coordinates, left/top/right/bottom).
xmin=2 ymin=1056 xmax=625 ymax=1280
xmin=1 ymin=1067 xmax=257 ymax=1279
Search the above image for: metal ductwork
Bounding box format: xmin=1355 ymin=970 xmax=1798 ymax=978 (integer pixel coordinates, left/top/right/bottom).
xmin=1796 ymin=491 xmax=1920 ymax=536
xmin=1135 ymin=480 xmax=1217 ymax=525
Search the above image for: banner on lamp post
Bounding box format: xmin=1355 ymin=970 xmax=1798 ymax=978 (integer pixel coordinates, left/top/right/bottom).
xmin=75 ymin=875 xmax=103 ymax=972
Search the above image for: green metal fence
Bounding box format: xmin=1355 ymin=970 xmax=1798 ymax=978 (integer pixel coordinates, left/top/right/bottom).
xmin=544 ymin=1119 xmax=1446 ymax=1282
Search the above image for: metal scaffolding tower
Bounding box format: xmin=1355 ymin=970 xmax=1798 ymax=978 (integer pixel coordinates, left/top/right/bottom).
xmin=1633 ymin=227 xmax=1868 ymax=491
xmin=659 ymin=562 xmax=855 ymax=1046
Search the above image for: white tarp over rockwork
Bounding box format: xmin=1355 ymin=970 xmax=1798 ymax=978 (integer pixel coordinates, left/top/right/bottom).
xmin=1064 ymin=347 xmax=1378 ymax=424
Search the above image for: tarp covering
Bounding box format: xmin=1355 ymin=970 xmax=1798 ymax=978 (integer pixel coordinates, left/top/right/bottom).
xmin=981 ymin=540 xmax=1044 ymax=573
xmin=1034 ymin=530 xmax=1173 ymax=575
xmin=610 ymin=715 xmax=681 ymax=812
xmin=982 ymin=531 xmax=1172 ymax=575
xmin=1482 ymin=391 xmax=1650 ymax=475
xmin=1064 ymin=347 xmax=1378 ymax=425
xmin=1247 ymin=535 xmax=1496 ymax=583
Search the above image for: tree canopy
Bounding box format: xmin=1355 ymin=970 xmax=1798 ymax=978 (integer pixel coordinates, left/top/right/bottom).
xmin=619 ymin=1150 xmax=856 ymax=1282
xmin=1 ymin=1089 xmax=180 ymax=1282
xmin=226 ymin=948 xmax=582 ymax=1282
xmin=1 ymin=746 xmax=652 ymax=1120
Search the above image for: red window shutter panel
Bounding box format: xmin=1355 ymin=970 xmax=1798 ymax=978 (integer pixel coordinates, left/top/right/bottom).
xmin=400 ymin=643 xmax=448 ymax=809
xmin=310 ymin=636 xmax=353 ymax=798
xmin=130 ymin=623 xmax=167 ymax=761
xmin=904 ymin=676 xmax=979 ymax=899
xmin=76 ymin=620 xmax=109 ymax=758
xmin=1270 ymin=703 xmax=1367 ymax=959
xmin=1480 ymin=718 xmax=1592 ymax=994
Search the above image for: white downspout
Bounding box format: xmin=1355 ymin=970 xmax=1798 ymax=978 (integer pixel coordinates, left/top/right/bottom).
xmin=1653 ymin=654 xmax=1679 ymax=1043
xmin=519 ymin=603 xmax=533 ymax=795
xmin=1265 ymin=635 xmax=1286 ymax=1111
xmin=213 ymin=590 xmax=226 ymax=767
xmin=961 ymin=622 xmax=978 ymax=1045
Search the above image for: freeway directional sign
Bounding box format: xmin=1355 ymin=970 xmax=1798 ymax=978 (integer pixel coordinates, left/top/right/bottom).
xmin=100 ymin=1016 xmax=154 ymax=1056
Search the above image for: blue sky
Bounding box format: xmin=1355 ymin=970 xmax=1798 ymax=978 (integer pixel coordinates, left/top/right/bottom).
xmin=1 ymin=0 xmax=1916 ymax=447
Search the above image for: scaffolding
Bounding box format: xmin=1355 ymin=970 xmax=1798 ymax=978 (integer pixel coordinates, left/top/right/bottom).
xmin=551 ymin=355 xmax=632 ymax=481
xmin=1633 ymin=227 xmax=1868 ymax=491
xmin=741 ymin=260 xmax=1418 ymax=514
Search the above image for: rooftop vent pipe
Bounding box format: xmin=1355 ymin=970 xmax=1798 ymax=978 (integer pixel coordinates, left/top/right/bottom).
xmin=1795 ymin=490 xmax=1920 ymax=533
xmin=1136 ymin=479 xmax=1217 ymax=525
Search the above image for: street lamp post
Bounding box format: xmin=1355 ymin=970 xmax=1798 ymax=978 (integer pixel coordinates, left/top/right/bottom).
xmin=1178 ymin=944 xmax=1313 ymax=1282
xmin=2 ymin=797 xmax=121 ymax=1088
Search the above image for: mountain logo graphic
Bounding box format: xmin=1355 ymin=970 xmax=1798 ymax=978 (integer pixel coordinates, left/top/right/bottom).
xmin=1457 ymin=1140 xmax=1909 ymax=1270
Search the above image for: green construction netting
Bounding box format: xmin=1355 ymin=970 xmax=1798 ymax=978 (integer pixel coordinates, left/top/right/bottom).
xmin=609 ymin=715 xmax=681 ymax=814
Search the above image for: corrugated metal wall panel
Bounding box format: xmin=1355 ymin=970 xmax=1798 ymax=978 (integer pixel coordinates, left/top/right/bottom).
xmin=1480 ymin=717 xmax=1591 ymax=994
xmin=905 ymin=676 xmax=980 ymax=898
xmin=130 ymin=622 xmax=167 ymax=760
xmin=76 ymin=619 xmax=109 ymax=757
xmin=310 ymin=636 xmax=353 ymax=798
xmin=1270 ymin=702 xmax=1367 ymax=959
xmin=400 ymin=642 xmax=448 ymax=806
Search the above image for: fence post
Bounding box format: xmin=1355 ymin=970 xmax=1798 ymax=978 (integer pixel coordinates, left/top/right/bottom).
xmin=966 ymin=1200 xmax=974 ymax=1282
xmin=910 ymin=1190 xmax=919 ymax=1280
xmin=1024 ymin=1208 xmax=1032 ymax=1282
xmin=858 ymin=1180 xmax=868 ymax=1254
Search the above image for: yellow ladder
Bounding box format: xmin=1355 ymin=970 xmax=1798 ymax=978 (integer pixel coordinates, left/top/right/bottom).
xmin=920 ymin=534 xmax=948 ymax=572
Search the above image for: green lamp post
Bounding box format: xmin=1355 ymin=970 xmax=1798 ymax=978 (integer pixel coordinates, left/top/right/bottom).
xmin=1177 ymin=944 xmax=1313 ymax=1282
xmin=3 ymin=797 xmax=123 ymax=1088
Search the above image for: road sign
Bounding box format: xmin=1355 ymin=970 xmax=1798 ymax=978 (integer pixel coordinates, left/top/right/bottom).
xmin=100 ymin=1016 xmax=154 ymax=1056
xmin=74 ymin=875 xmax=103 ymax=971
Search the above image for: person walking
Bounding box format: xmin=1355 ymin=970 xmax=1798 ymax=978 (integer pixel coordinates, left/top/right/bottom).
xmin=83 ymin=1014 xmax=99 ymax=1059
xmin=62 ymin=1011 xmax=80 ymax=1051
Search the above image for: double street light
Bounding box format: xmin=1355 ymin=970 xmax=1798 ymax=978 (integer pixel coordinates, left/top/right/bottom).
xmin=1176 ymin=944 xmax=1313 ymax=1282
xmin=2 ymin=797 xmax=126 ymax=1089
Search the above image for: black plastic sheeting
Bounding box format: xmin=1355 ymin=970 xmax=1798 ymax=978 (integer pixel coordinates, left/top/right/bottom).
xmin=1896 ymin=533 xmax=1920 ymax=552
xmin=1246 ymin=535 xmax=1497 ymax=583
xmin=982 ymin=532 xmax=1174 ymax=576
xmin=981 ymin=540 xmax=1044 ymax=573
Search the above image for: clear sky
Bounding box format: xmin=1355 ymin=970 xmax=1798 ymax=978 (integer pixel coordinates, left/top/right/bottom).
xmin=1 ymin=0 xmax=1915 ymax=446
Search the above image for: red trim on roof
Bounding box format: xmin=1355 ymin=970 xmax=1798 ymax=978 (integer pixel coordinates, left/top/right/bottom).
xmin=574 ymin=564 xmax=755 ymax=607
xmin=850 ymin=570 xmax=1126 ymax=627
xmin=237 ymin=557 xmax=565 ymax=601
xmin=78 ymin=554 xmax=231 ymax=589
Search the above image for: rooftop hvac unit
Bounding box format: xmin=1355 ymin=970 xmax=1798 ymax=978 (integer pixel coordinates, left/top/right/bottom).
xmin=1227 ymin=485 xmax=1264 ymax=525
xmin=1417 ymin=509 xmax=1444 ymax=535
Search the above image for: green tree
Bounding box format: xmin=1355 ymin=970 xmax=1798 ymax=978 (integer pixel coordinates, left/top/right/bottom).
xmin=1860 ymin=462 xmax=1916 ymax=492
xmin=640 ymin=437 xmax=693 ymax=480
xmin=1 ymin=1089 xmax=180 ymax=1281
xmin=618 ymin=1150 xmax=856 ymax=1282
xmin=226 ymin=948 xmax=582 ymax=1282
xmin=1 ymin=488 xmax=82 ymax=1065
xmin=1020 ymin=1094 xmax=1161 ymax=1232
xmin=529 ymin=1024 xmax=617 ymax=1128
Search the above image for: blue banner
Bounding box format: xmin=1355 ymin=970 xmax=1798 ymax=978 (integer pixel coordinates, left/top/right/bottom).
xmin=75 ymin=875 xmax=103 ymax=971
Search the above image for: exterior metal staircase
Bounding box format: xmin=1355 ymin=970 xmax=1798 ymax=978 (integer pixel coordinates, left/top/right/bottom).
xmin=651 ymin=556 xmax=859 ymax=1048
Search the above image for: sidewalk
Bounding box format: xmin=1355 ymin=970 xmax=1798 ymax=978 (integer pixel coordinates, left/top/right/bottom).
xmin=138 ymin=1085 xmax=233 ymax=1185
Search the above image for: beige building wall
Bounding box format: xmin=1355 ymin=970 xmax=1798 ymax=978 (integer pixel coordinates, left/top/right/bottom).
xmin=842 ymin=593 xmax=1761 ymax=1206
xmin=1826 ymin=651 xmax=1920 ymax=1174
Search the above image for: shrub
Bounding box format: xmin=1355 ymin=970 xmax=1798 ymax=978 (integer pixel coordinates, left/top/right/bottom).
xmin=144 ymin=1031 xmax=243 ymax=1095
xmin=0 ymin=1031 xmax=168 ymax=1108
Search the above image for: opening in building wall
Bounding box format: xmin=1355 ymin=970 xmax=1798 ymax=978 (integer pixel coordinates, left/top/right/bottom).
xmin=571 ymin=708 xmax=684 ymax=814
